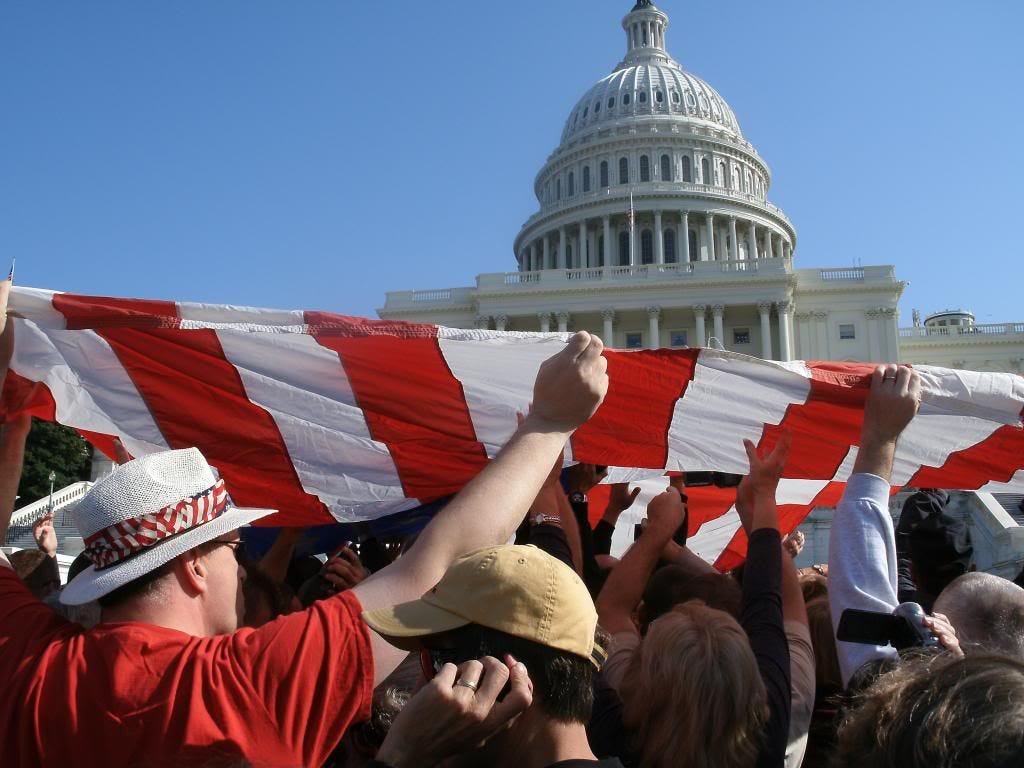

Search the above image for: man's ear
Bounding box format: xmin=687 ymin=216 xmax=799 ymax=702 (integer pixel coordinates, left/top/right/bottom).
xmin=176 ymin=548 xmax=210 ymax=596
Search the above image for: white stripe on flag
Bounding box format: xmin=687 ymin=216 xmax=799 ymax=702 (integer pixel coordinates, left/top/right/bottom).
xmin=666 ymin=352 xmax=811 ymax=473
xmin=13 ymin=320 xmax=169 ymax=457
xmin=214 ymin=330 xmax=413 ymax=521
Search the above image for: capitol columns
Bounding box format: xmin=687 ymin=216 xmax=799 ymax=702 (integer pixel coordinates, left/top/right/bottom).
xmin=556 ymin=311 xmax=570 ymax=334
xmin=529 ymin=243 xmax=538 ymax=271
xmin=475 ymin=314 xmax=491 ymax=331
xmin=647 ymin=306 xmax=661 ymax=349
xmin=764 ymin=228 xmax=774 ymax=259
xmin=757 ymin=301 xmax=774 ymax=360
xmin=494 ymin=314 xmax=508 ymax=332
xmin=712 ymin=304 xmax=725 ymax=346
xmin=537 ymin=312 xmax=552 ymax=333
xmin=680 ymin=211 xmax=690 ymax=263
xmin=705 ymin=213 xmax=715 ymax=261
xmin=693 ymin=305 xmax=707 ymax=347
xmin=558 ymin=227 xmax=567 ymax=269
xmin=728 ymin=217 xmax=738 ymax=261
xmin=601 ymin=308 xmax=615 ymax=347
xmin=543 ymin=235 xmax=551 ymax=270
xmin=777 ymin=301 xmax=794 ymax=362
xmin=654 ymin=210 xmax=664 ymax=265
xmin=579 ymin=220 xmax=588 ymax=269
xmin=747 ymin=221 xmax=759 ymax=261
xmin=602 ymin=216 xmax=612 ymax=267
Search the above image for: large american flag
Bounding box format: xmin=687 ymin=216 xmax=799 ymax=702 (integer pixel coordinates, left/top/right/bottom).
xmin=3 ymin=286 xmax=1023 ymax=568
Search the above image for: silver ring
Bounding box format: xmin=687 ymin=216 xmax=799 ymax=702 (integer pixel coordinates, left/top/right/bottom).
xmin=454 ymin=679 xmax=479 ymax=692
xmin=882 ymin=375 xmax=897 ymax=382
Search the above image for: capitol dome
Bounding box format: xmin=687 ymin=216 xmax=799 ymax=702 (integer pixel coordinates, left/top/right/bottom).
xmin=560 ymin=61 xmax=742 ymax=145
xmin=513 ymin=0 xmax=796 ymax=278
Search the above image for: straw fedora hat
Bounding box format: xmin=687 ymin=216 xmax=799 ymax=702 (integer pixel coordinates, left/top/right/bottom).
xmin=61 ymin=447 xmax=275 ymax=606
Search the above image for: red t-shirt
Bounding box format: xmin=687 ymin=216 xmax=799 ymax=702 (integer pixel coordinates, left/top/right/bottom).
xmin=0 ymin=566 xmax=374 ymax=767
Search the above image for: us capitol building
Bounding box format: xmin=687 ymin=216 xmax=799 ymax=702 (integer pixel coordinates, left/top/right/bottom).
xmin=379 ymin=1 xmax=1023 ymax=375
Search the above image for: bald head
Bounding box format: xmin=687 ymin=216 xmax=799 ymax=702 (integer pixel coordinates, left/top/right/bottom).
xmin=934 ymin=572 xmax=1024 ymax=658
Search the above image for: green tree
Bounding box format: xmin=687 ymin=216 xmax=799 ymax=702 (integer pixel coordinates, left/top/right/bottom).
xmin=16 ymin=419 xmax=92 ymax=509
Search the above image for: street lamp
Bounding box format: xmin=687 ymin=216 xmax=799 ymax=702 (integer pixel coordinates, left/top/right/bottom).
xmin=47 ymin=471 xmax=56 ymax=514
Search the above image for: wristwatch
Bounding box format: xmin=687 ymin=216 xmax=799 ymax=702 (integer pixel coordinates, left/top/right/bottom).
xmin=569 ymin=491 xmax=587 ymax=505
xmin=530 ymin=513 xmax=562 ymax=527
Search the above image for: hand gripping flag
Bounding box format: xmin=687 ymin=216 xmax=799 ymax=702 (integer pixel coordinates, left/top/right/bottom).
xmin=2 ymin=286 xmax=1022 ymax=568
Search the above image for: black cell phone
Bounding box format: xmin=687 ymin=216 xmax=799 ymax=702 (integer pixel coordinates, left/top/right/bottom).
xmin=836 ymin=608 xmax=921 ymax=650
xmin=633 ymin=519 xmax=648 ymax=541
xmin=712 ymin=472 xmax=743 ymax=488
xmin=686 ymin=471 xmax=713 ymax=487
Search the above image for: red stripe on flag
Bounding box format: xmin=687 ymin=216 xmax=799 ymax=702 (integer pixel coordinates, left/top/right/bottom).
xmin=95 ymin=327 xmax=334 ymax=526
xmin=53 ymin=294 xmax=180 ymax=330
xmin=307 ymin=315 xmax=489 ymax=501
xmin=757 ymin=362 xmax=877 ymax=479
xmin=573 ymin=348 xmax=699 ymax=469
xmin=0 ymin=370 xmax=57 ymax=422
xmin=908 ymin=419 xmax=1024 ymax=490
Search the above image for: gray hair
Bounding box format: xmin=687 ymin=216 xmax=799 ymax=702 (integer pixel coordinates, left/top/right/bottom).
xmin=933 ymin=572 xmax=1024 ymax=659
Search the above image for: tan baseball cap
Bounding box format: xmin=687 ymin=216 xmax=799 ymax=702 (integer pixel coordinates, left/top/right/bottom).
xmin=362 ymin=544 xmax=602 ymax=667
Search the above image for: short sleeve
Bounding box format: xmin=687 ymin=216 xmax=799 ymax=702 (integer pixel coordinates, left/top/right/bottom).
xmin=0 ymin=566 xmax=70 ymax=652
xmin=225 ymin=590 xmax=375 ymax=766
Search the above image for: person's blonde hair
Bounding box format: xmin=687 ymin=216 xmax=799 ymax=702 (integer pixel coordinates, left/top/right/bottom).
xmin=619 ymin=601 xmax=768 ymax=768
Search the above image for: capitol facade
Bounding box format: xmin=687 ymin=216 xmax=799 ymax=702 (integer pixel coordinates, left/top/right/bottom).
xmin=380 ymin=1 xmax=1024 ymax=375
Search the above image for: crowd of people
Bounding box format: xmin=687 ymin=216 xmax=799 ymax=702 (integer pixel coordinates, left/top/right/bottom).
xmin=2 ymin=323 xmax=1024 ymax=768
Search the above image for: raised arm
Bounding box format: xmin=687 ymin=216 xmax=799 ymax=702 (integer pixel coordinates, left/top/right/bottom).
xmin=353 ymin=331 xmax=608 ymax=684
xmin=595 ymin=488 xmax=685 ymax=635
xmin=0 ymin=309 xmax=32 ymax=569
xmin=828 ymin=364 xmax=921 ymax=686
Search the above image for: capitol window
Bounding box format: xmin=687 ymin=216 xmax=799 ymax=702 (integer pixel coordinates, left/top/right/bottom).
xmin=661 ymin=154 xmax=672 ymax=181
xmin=670 ymin=330 xmax=688 ymax=347
xmin=625 ymin=332 xmax=643 ymax=349
xmin=672 ymin=90 xmax=681 ymax=104
xmin=568 ymin=172 xmax=575 ymax=196
xmin=594 ymin=100 xmax=601 ymax=113
xmin=583 ymin=166 xmax=591 ymax=193
xmin=733 ymin=328 xmax=751 ymax=345
xmin=640 ymin=155 xmax=650 ymax=182
xmin=619 ymin=157 xmax=629 ymax=184
xmin=557 ymin=178 xmax=562 ymax=200
xmin=623 ymin=93 xmax=631 ymax=106
xmin=600 ymin=161 xmax=609 ymax=187
xmin=639 ymin=91 xmax=647 ymax=104
xmin=665 ymin=229 xmax=676 ymax=262
xmin=608 ymin=97 xmax=616 ymax=109
xmin=682 ymin=156 xmax=692 ymax=182
xmin=618 ymin=232 xmax=630 ymax=265
xmin=641 ymin=230 xmax=654 ymax=264
xmin=655 ymin=90 xmax=664 ymax=103
xmin=701 ymin=158 xmax=710 ymax=184
xmin=839 ymin=324 xmax=856 ymax=340
xmin=583 ymin=106 xmax=589 ymax=118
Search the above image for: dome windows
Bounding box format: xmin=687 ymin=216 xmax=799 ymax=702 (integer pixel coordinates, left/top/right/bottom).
xmin=557 ymin=178 xmax=562 ymax=200
xmin=568 ymin=172 xmax=575 ymax=197
xmin=608 ymin=97 xmax=616 ymax=109
xmin=639 ymin=91 xmax=647 ymax=104
xmin=641 ymin=230 xmax=653 ymax=264
xmin=655 ymin=90 xmax=664 ymax=104
xmin=619 ymin=157 xmax=629 ymax=184
xmin=618 ymin=232 xmax=630 ymax=266
xmin=672 ymin=90 xmax=681 ymax=104
xmin=583 ymin=166 xmax=591 ymax=193
xmin=660 ymin=154 xmax=671 ymax=182
xmin=583 ymin=106 xmax=589 ymax=118
xmin=623 ymin=93 xmax=631 ymax=106
xmin=594 ymin=100 xmax=601 ymax=113
xmin=701 ymin=158 xmax=710 ymax=185
xmin=640 ymin=155 xmax=651 ymax=182
xmin=682 ymin=155 xmax=692 ymax=182
xmin=600 ymin=161 xmax=609 ymax=188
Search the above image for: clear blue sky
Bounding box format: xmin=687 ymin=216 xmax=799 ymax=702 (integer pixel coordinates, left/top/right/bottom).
xmin=2 ymin=1 xmax=1021 ymax=323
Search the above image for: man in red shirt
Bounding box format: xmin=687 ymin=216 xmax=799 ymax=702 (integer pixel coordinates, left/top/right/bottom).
xmin=0 ymin=311 xmax=609 ymax=767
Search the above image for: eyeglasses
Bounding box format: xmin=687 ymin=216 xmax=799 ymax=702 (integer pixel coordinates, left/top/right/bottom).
xmin=208 ymin=539 xmax=246 ymax=563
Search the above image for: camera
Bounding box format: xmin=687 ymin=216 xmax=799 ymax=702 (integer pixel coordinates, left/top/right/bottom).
xmin=836 ymin=602 xmax=941 ymax=651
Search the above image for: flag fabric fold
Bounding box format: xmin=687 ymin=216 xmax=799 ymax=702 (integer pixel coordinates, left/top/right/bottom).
xmin=3 ymin=286 xmax=1023 ymax=566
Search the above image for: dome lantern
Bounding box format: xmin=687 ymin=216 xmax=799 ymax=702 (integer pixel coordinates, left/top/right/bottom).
xmin=621 ymin=0 xmax=671 ymax=67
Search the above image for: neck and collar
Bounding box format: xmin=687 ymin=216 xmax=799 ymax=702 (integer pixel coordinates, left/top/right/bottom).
xmin=449 ymin=707 xmax=598 ymax=768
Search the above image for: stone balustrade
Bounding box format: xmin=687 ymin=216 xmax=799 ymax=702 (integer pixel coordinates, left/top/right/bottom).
xmin=898 ymin=323 xmax=1024 ymax=339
